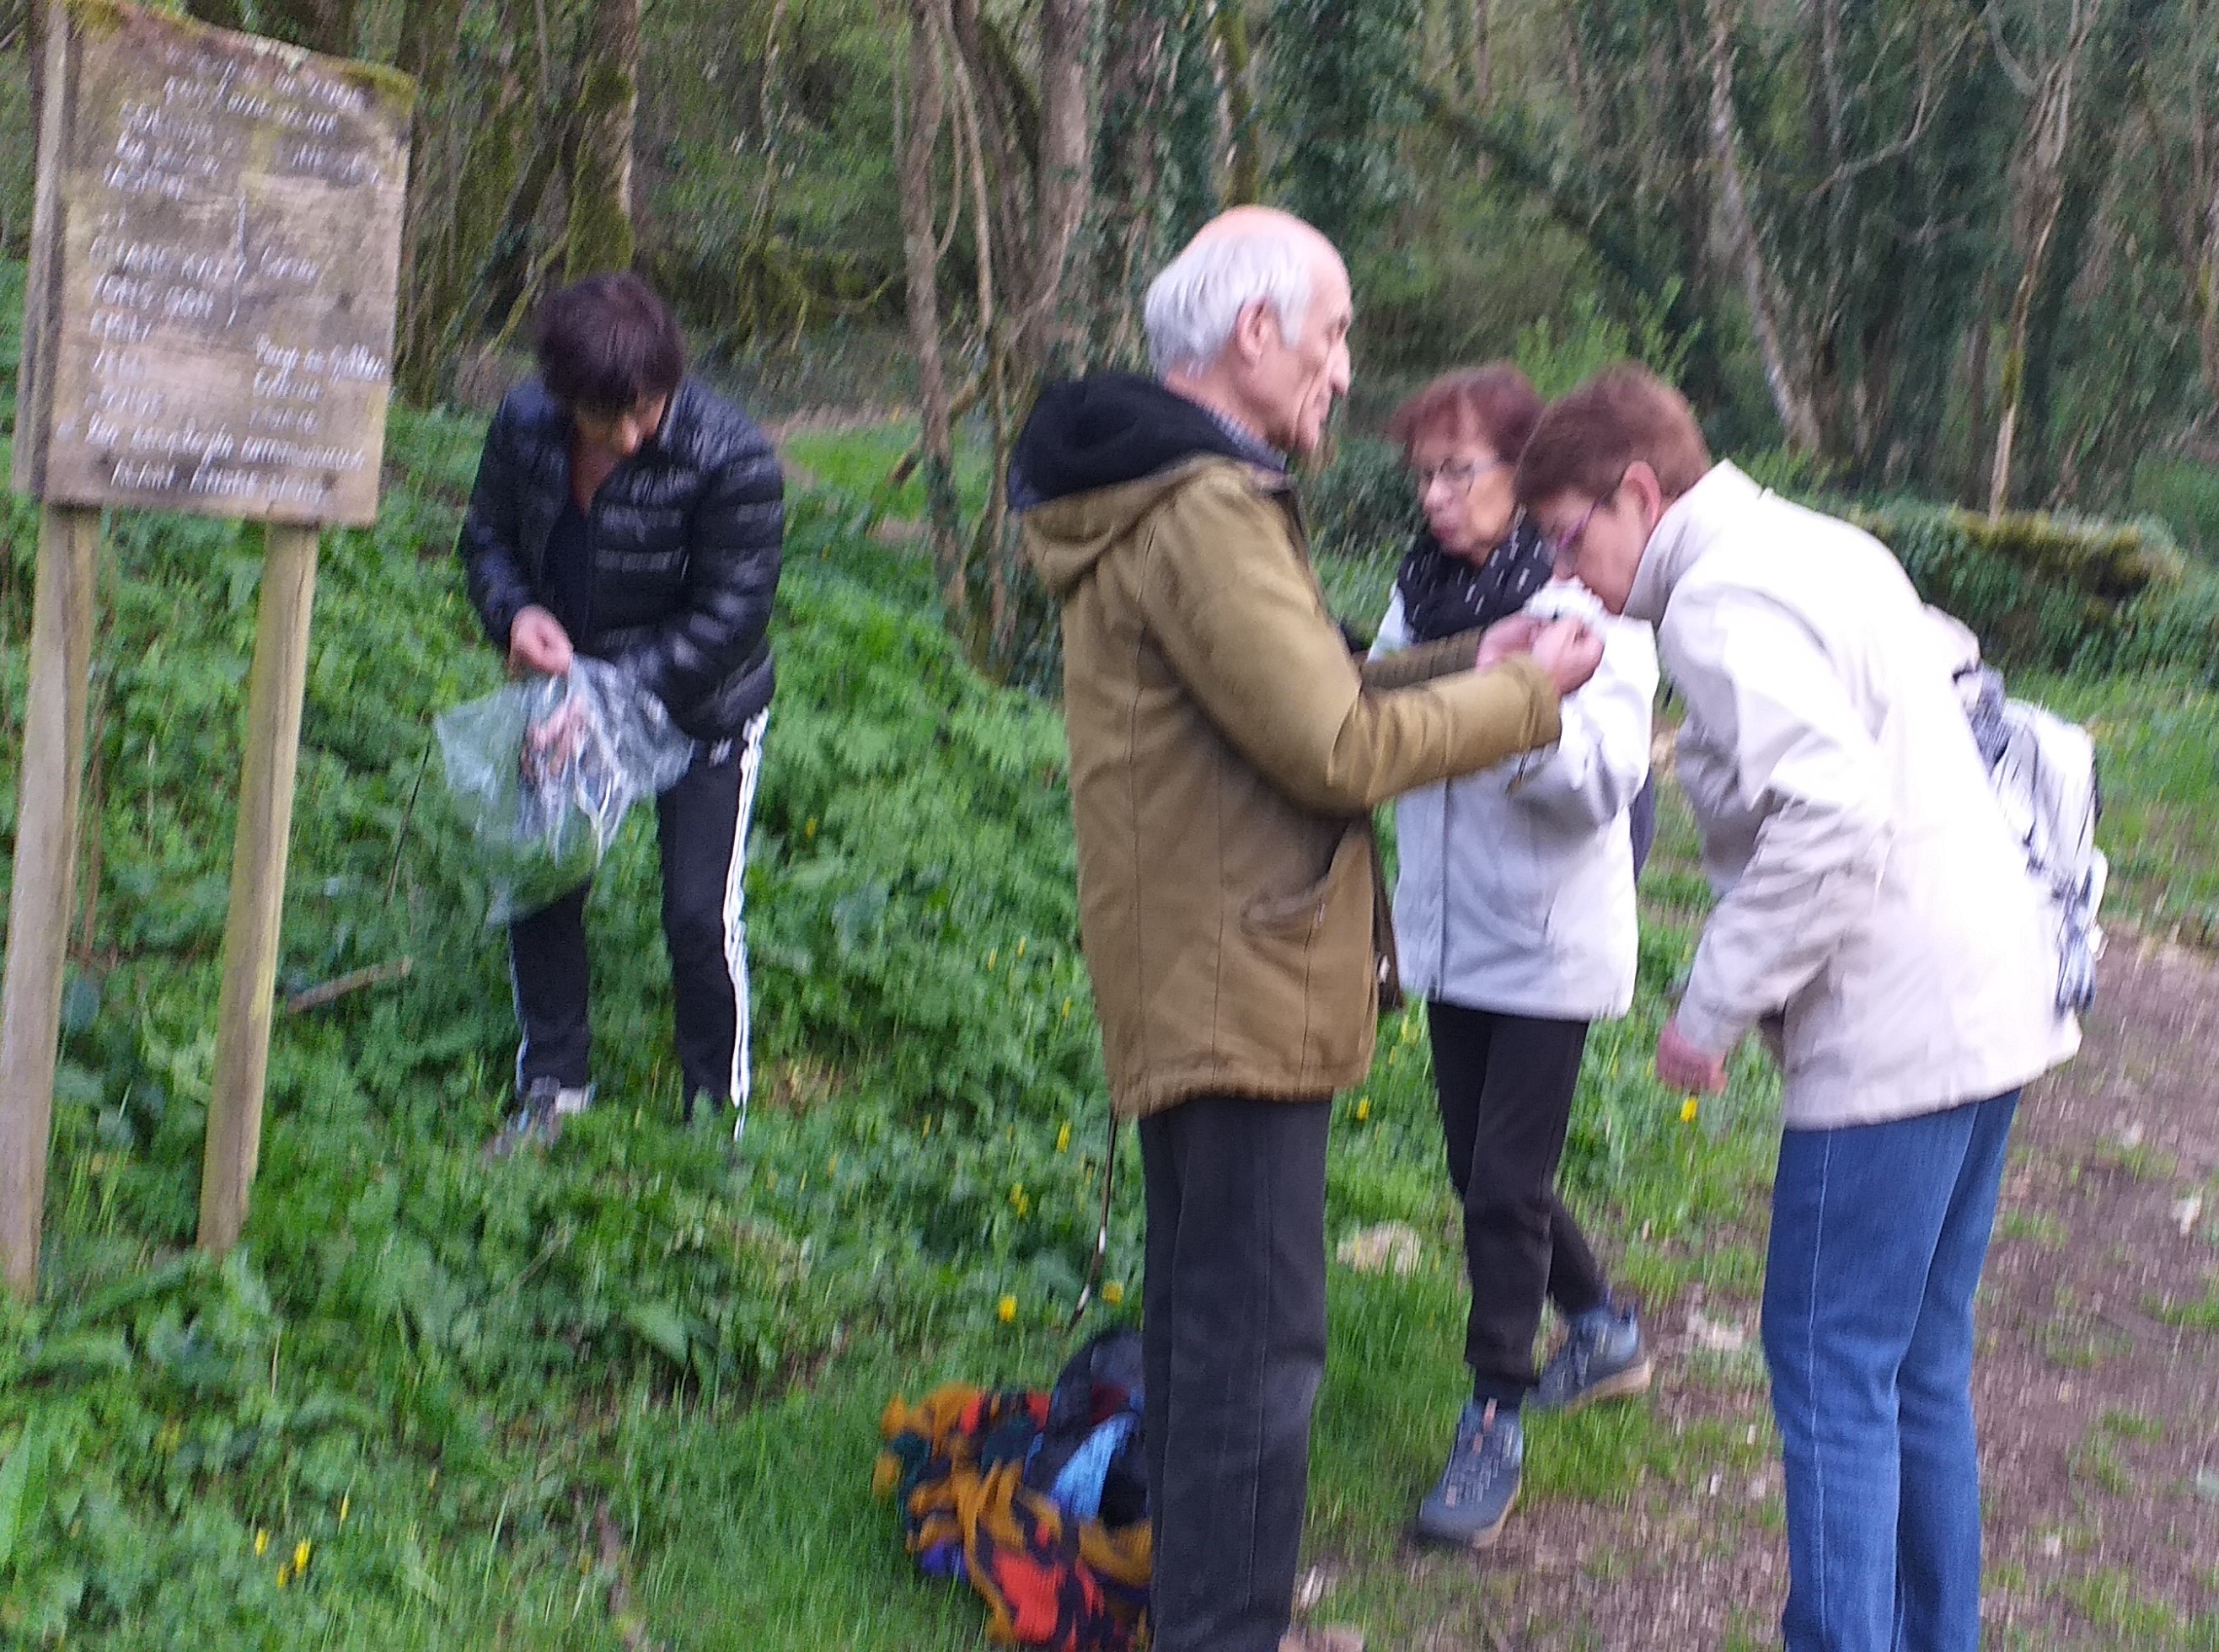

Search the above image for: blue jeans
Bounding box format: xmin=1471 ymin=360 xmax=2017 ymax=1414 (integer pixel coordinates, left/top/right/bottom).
xmin=1761 ymin=1091 xmax=2019 ymax=1652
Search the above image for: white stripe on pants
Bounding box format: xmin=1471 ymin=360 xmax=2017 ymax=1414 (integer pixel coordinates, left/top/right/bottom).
xmin=723 ymin=708 xmax=769 ymax=1140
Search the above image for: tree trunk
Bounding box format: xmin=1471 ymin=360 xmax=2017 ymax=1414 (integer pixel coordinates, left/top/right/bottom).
xmin=1215 ymin=0 xmax=1261 ymax=204
xmin=1471 ymin=0 xmax=1492 ymax=104
xmin=1091 ymin=0 xmax=1171 ymax=362
xmin=1705 ymin=0 xmax=1824 ymax=451
xmin=2198 ymin=164 xmax=2219 ymax=408
xmin=181 ymin=0 xmax=246 ymax=31
xmin=1021 ymin=0 xmax=1096 ymax=377
xmin=564 ymin=0 xmax=641 ymax=281
xmin=1989 ymin=4 xmax=2093 ymax=516
xmin=255 ymin=0 xmax=355 ymax=56
xmin=392 ymin=0 xmax=468 ymax=399
xmin=899 ymin=0 xmax=967 ymax=609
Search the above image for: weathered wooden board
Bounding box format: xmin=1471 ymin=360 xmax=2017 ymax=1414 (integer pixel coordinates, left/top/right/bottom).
xmin=13 ymin=0 xmax=412 ymax=526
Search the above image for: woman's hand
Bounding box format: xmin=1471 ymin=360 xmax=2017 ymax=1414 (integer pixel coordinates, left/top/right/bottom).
xmin=508 ymin=605 xmax=575 ymax=676
xmin=1474 ymin=614 xmax=1543 ymax=671
xmin=1656 ymin=1019 xmax=1729 ymax=1094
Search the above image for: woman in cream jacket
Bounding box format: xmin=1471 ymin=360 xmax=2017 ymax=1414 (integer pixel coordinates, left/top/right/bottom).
xmin=1519 ymin=366 xmax=2078 ymax=1652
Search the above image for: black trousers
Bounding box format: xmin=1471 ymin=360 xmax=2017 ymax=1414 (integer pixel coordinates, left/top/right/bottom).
xmin=1139 ymin=1093 xmax=1330 ymax=1652
xmin=508 ymin=713 xmax=767 ymax=1104
xmin=1428 ymin=1000 xmax=1611 ymax=1403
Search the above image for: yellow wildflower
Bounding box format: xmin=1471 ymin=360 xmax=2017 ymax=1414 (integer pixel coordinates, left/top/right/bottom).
xmin=339 ymin=1494 xmax=351 ymax=1525
xmin=1353 ymin=1097 xmax=1371 ymax=1123
xmin=998 ymin=1295 xmax=1018 ymax=1323
xmin=255 ymin=1529 xmax=270 ymax=1557
xmin=294 ymin=1540 xmax=311 ymax=1574
xmin=987 ymin=949 xmax=998 ymax=970
xmin=276 ymin=1564 xmax=290 ymax=1589
xmin=1680 ymin=1096 xmax=1700 ymax=1124
xmin=1101 ymin=1281 xmax=1125 ymax=1306
xmin=1016 ymin=937 xmax=1027 ymax=958
xmin=803 ymin=818 xmax=818 ymax=839
xmin=1056 ymin=1123 xmax=1072 ymax=1153
xmin=1060 ymin=998 xmax=1073 ymax=1020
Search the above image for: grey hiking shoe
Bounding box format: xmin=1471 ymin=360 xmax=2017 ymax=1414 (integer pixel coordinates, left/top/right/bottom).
xmin=1416 ymin=1399 xmax=1522 ymax=1548
xmin=1531 ymin=1301 xmax=1653 ymax=1413
xmin=482 ymin=1079 xmax=590 ymax=1161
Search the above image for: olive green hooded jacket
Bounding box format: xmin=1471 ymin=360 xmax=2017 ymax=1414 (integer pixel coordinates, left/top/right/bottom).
xmin=1016 ymin=380 xmax=1565 ymax=1118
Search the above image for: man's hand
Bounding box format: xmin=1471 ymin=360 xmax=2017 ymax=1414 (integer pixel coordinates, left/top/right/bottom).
xmin=1473 ymin=614 xmax=1543 ymax=672
xmin=1528 ymin=617 xmax=1603 ymax=696
xmin=508 ymin=605 xmax=574 ymax=677
xmin=1656 ymin=1019 xmax=1729 ymax=1094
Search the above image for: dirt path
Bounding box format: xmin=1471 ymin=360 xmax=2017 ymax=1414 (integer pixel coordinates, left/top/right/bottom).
xmin=1406 ymin=938 xmax=2219 ymax=1649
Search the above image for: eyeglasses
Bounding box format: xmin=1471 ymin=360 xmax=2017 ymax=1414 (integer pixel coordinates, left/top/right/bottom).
xmin=1410 ymin=454 xmax=1506 ymax=493
xmin=1544 ymin=470 xmax=1628 ymax=565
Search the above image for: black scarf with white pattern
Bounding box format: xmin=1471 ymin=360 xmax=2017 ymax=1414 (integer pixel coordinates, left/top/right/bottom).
xmin=1393 ymin=517 xmax=1554 ymax=644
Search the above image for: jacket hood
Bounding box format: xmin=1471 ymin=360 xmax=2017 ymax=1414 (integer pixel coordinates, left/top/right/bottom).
xmin=1013 ymin=373 xmax=1286 ymax=598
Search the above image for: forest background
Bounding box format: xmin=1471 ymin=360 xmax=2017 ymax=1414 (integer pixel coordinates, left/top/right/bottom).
xmin=2 ymin=0 xmax=2219 ymax=1645
xmin=11 ymin=0 xmax=2219 ymax=657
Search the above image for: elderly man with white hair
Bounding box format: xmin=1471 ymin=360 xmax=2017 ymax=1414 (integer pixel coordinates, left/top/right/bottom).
xmin=1011 ymin=207 xmax=1603 ymax=1652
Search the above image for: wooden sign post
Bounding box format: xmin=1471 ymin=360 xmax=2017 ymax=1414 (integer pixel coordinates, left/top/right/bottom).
xmin=0 ymin=0 xmax=412 ymax=1292
xmin=0 ymin=507 xmax=99 ymax=1299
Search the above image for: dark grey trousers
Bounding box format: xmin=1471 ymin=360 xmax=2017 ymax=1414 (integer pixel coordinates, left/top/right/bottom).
xmin=507 ymin=714 xmax=767 ymax=1107
xmin=1139 ymin=1092 xmax=1331 ymax=1652
xmin=1426 ymin=1000 xmax=1609 ymax=1403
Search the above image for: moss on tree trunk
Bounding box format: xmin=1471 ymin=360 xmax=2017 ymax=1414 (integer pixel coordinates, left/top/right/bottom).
xmin=564 ymin=0 xmax=641 ymax=281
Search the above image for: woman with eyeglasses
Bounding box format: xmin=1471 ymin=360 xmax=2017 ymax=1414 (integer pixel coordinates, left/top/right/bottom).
xmin=1369 ymin=366 xmax=1659 ymax=1551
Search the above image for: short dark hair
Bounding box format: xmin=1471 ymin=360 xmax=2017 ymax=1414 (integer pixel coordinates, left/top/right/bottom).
xmin=1386 ymin=365 xmax=1543 ymax=464
xmin=533 ymin=274 xmax=686 ymax=414
xmin=1514 ymin=364 xmax=1712 ymax=507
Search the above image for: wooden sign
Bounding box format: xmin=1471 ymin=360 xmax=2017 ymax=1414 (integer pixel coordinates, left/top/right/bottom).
xmin=12 ymin=0 xmax=412 ymax=526
xmin=2 ymin=5 xmax=415 ymax=1295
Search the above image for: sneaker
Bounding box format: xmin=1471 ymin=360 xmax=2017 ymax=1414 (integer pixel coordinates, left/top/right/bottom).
xmin=1531 ymin=1301 xmax=1653 ymax=1413
xmin=482 ymin=1079 xmax=591 ymax=1160
xmin=1415 ymin=1399 xmax=1522 ymax=1548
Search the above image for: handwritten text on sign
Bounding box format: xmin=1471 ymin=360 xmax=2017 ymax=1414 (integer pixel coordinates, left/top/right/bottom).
xmin=13 ymin=2 xmax=412 ymax=525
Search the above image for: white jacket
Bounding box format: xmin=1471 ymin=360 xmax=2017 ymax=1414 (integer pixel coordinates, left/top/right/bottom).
xmin=1375 ymin=579 xmax=1657 ymax=1022
xmin=1634 ymin=464 xmax=2080 ymax=1129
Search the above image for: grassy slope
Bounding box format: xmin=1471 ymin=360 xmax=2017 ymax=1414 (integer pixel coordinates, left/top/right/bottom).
xmin=2 ymin=368 xmax=2215 ymax=1646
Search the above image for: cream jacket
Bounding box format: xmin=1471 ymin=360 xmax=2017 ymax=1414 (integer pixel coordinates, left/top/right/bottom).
xmin=1374 ymin=580 xmax=1656 ymax=1022
xmin=1632 ymin=464 xmax=2079 ymax=1129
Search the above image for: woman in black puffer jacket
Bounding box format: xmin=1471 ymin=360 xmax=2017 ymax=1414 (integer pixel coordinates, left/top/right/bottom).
xmin=457 ymin=274 xmax=784 ymax=1151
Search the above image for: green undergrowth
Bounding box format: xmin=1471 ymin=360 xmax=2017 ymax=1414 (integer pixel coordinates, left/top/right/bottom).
xmin=0 ymin=403 xmax=1129 ymax=1639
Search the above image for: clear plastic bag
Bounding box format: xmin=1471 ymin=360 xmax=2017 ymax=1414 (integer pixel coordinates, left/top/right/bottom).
xmin=436 ymin=657 xmax=697 ymax=924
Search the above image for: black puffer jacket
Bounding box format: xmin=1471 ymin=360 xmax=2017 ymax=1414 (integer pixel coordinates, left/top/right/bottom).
xmin=458 ymin=377 xmax=784 ymax=740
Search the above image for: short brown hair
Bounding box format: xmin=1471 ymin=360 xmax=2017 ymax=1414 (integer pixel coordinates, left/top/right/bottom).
xmin=533 ymin=273 xmax=687 ymax=415
xmin=1386 ymin=365 xmax=1544 ymax=462
xmin=1514 ymin=365 xmax=1711 ymax=507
